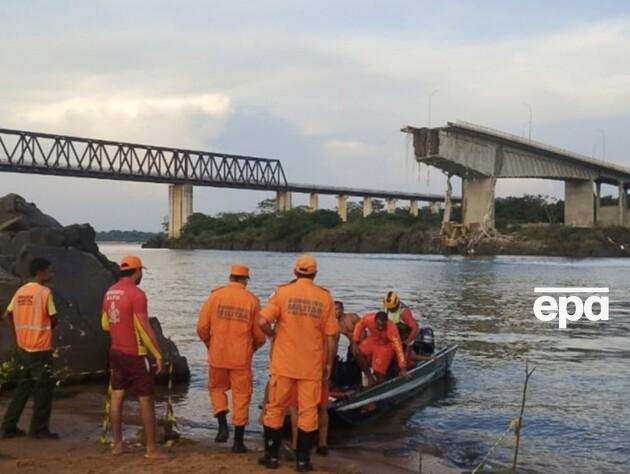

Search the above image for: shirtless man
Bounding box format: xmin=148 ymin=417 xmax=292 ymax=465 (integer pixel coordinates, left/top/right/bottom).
xmin=334 ymin=301 xmax=375 ymax=386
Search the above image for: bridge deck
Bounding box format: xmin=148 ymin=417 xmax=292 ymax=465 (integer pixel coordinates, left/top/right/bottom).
xmin=0 ymin=127 xmax=456 ymax=202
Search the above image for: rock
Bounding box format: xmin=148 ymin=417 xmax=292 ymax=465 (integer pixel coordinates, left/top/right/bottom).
xmin=0 ymin=193 xmax=190 ymax=385
xmin=0 ymin=194 xmax=61 ymax=231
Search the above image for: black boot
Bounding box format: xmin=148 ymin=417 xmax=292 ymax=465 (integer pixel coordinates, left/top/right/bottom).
xmin=215 ymin=411 xmax=229 ymax=443
xmin=258 ymin=426 xmax=281 ymax=469
xmin=295 ymin=429 xmax=315 ymax=472
xmin=232 ymin=425 xmax=248 ymax=453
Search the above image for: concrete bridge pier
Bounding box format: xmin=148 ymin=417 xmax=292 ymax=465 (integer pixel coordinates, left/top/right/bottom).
xmin=618 ymin=182 xmax=626 ymax=226
xmin=362 ymin=197 xmax=373 ymax=217
xmin=409 ymin=200 xmax=418 ymax=216
xmin=337 ymin=195 xmax=348 ymax=222
xmin=276 ymin=190 xmax=292 ymax=212
xmin=309 ymin=192 xmax=319 ymax=212
xmin=430 ymin=201 xmax=441 ymax=214
xmin=462 ymin=177 xmax=495 ymax=228
xmin=595 ymin=182 xmax=601 ymax=224
xmin=564 ymin=180 xmax=594 ymax=227
xmin=387 ymin=198 xmax=397 ymax=214
xmin=168 ymin=184 xmax=193 ymax=239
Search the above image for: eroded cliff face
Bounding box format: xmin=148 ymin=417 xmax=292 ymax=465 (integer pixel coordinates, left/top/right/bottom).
xmin=0 ymin=194 xmax=189 ymax=384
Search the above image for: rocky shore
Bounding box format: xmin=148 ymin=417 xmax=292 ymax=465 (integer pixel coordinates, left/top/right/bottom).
xmin=0 ymin=194 xmax=190 ymax=384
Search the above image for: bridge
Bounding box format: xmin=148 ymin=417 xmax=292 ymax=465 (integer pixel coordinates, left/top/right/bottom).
xmin=0 ymin=128 xmax=456 ymax=238
xmin=403 ymin=121 xmax=630 ymax=229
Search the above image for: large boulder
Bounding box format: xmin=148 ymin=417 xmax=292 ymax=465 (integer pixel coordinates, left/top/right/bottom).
xmin=0 ymin=194 xmax=190 ymax=385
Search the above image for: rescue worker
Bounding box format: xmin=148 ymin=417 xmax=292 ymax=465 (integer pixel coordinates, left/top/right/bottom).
xmin=1 ymin=258 xmax=59 ymax=439
xmin=101 ymin=256 xmax=168 ymax=459
xmin=258 ymin=255 xmax=338 ymax=473
xmin=353 ymin=311 xmax=407 ymax=385
xmin=382 ymin=291 xmax=419 ymax=363
xmin=196 ymin=264 xmax=266 ymax=453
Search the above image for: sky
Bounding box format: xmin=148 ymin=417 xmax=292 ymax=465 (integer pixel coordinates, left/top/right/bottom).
xmin=1 ymin=1 xmax=629 ymax=231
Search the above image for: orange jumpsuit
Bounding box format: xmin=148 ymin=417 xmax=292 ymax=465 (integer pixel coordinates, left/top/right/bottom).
xmin=261 ymin=278 xmax=338 ymax=432
xmin=197 ymin=281 xmax=266 ymax=427
xmin=353 ymin=313 xmax=405 ymax=375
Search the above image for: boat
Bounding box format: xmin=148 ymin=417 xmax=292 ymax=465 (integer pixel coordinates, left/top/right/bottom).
xmin=328 ymin=344 xmax=458 ymax=425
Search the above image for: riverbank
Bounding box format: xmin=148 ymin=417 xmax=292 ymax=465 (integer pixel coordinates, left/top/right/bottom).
xmin=0 ymin=385 xmax=458 ymax=474
xmin=147 ymin=222 xmax=630 ymax=258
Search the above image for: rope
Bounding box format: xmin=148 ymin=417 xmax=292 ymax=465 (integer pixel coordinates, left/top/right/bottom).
xmin=99 ymin=375 xmax=113 ymax=446
xmin=471 ymin=417 xmax=519 ymax=474
xmin=162 ymin=359 xmax=181 ymax=448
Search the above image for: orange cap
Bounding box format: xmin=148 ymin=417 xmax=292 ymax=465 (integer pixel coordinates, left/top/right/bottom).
xmin=120 ymin=255 xmax=145 ymax=272
xmin=294 ymin=254 xmax=317 ymax=275
xmin=230 ymin=264 xmax=250 ymax=278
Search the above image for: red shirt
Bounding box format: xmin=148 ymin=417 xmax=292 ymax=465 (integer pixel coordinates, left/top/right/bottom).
xmin=101 ymin=277 xmax=162 ymax=359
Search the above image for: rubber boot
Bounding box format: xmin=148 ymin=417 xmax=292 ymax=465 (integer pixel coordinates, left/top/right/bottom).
xmin=232 ymin=425 xmax=248 ymax=453
xmin=258 ymin=426 xmax=281 ymax=469
xmin=215 ymin=411 xmax=229 ymax=443
xmin=295 ymin=429 xmax=315 ymax=472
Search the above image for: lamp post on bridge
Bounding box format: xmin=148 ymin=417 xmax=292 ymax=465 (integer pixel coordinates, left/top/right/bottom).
xmin=596 ymin=129 xmax=606 ymax=161
xmin=523 ymin=103 xmax=533 ymax=142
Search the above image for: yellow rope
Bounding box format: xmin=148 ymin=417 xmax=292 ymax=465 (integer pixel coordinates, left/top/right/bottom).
xmin=471 ymin=417 xmax=519 ymax=474
xmin=99 ymin=374 xmax=113 ymax=446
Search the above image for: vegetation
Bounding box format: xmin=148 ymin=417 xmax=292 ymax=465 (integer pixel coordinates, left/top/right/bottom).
xmin=495 ymin=194 xmax=564 ymax=228
xmin=96 ymin=229 xmax=162 ymax=242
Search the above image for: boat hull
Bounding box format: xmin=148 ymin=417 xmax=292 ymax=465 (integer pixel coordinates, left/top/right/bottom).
xmin=329 ymin=345 xmax=457 ymax=426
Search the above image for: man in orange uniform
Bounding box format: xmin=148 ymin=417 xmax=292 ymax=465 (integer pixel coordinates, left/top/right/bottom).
xmin=258 ymin=255 xmax=338 ymax=473
xmin=101 ymin=256 xmax=168 ymax=459
xmin=353 ymin=311 xmax=407 ymax=385
xmin=196 ymin=264 xmax=266 ymax=453
xmin=1 ymin=258 xmax=59 ymax=439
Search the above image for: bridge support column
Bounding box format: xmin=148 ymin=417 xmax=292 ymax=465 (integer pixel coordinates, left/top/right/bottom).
xmin=409 ymin=200 xmax=418 ymax=216
xmin=595 ymin=182 xmax=601 ymax=225
xmin=309 ymin=192 xmax=319 ymax=212
xmin=564 ymin=180 xmax=594 ymax=227
xmin=276 ymin=191 xmax=292 ymax=212
xmin=362 ymin=197 xmax=373 ymax=217
xmin=168 ymin=184 xmax=193 ymax=239
xmin=387 ymin=198 xmax=397 ymax=214
xmin=618 ymin=182 xmax=626 ymax=226
xmin=337 ymin=195 xmax=348 ymax=222
xmin=430 ymin=201 xmax=441 ymax=214
xmin=462 ymin=177 xmax=495 ymax=228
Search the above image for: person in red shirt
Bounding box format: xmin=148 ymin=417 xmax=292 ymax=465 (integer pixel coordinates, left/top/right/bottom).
xmin=383 ymin=291 xmax=420 ymax=365
xmin=101 ymin=256 xmax=168 ymax=459
xmin=353 ymin=311 xmax=407 ymax=385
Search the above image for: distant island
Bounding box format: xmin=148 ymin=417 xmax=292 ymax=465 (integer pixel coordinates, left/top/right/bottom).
xmin=97 ymin=229 xmax=162 ymax=243
xmin=143 ymin=195 xmax=630 ymax=257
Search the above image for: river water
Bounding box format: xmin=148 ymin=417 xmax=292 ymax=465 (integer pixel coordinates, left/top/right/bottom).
xmin=99 ymin=244 xmax=630 ymax=473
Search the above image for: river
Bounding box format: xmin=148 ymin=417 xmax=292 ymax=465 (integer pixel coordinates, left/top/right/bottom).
xmin=99 ymin=244 xmax=630 ymax=473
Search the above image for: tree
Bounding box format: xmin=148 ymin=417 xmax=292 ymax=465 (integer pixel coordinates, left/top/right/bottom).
xmin=257 ymin=198 xmax=277 ymax=215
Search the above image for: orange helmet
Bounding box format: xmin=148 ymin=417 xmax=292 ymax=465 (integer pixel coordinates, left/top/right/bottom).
xmin=383 ymin=291 xmax=400 ymax=310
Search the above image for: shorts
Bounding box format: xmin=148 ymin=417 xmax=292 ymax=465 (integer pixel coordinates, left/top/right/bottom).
xmin=110 ymin=349 xmax=155 ymax=397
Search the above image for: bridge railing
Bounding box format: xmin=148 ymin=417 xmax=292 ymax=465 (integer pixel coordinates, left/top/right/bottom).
xmin=0 ymin=128 xmax=288 ymax=189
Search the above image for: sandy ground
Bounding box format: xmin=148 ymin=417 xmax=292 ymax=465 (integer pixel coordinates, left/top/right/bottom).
xmin=0 ymin=387 xmax=459 ymax=474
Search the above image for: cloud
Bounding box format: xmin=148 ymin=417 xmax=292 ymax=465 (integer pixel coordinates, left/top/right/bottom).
xmin=24 ymin=94 xmax=231 ymax=123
